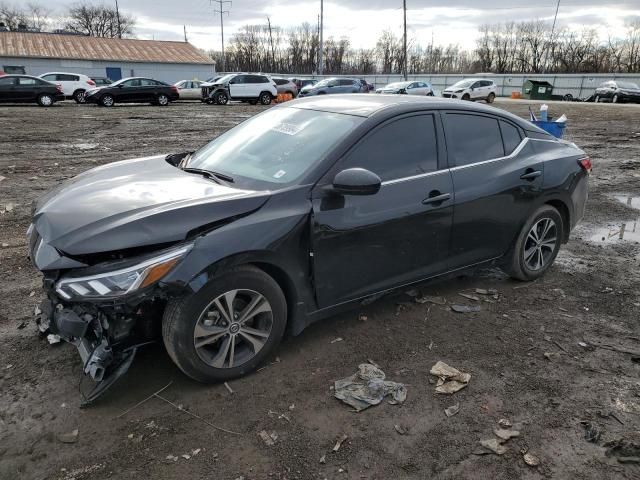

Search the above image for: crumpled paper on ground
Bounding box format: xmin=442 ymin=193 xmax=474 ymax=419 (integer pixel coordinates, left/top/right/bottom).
xmin=334 ymin=363 xmax=407 ymax=411
xmin=430 ymin=361 xmax=471 ymax=394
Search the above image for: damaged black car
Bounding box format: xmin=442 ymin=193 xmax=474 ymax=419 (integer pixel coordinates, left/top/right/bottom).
xmin=29 ymin=95 xmax=590 ymax=403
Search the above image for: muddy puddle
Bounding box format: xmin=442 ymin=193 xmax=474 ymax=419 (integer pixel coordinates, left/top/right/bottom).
xmin=585 ymin=193 xmax=640 ymax=245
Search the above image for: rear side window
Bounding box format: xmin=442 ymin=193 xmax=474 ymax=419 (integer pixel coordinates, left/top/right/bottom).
xmin=444 ymin=113 xmax=504 ymax=166
xmin=339 ymin=79 xmax=354 ymax=86
xmin=0 ymin=77 xmax=15 ymax=85
xmin=18 ymin=77 xmax=39 ymax=85
xmin=141 ymin=79 xmax=159 ymax=86
xmin=341 ymin=114 xmax=438 ymax=181
xmin=500 ymin=121 xmax=522 ymax=155
xmin=41 ymin=74 xmax=56 ymax=81
xmin=56 ymin=74 xmax=79 ymax=81
xmin=274 ymin=79 xmax=287 ymax=86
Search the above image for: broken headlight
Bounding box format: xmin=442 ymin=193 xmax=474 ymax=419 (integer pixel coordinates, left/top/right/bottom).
xmin=55 ymin=245 xmax=191 ymax=300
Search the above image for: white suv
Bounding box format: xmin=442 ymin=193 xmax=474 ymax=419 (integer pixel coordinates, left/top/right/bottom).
xmin=201 ymin=73 xmax=277 ymax=105
xmin=442 ymin=79 xmax=497 ymax=103
xmin=39 ymin=72 xmax=97 ymax=103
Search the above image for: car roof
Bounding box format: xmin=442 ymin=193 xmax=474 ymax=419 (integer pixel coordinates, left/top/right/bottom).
xmin=40 ymin=72 xmax=87 ymax=76
xmin=288 ymin=94 xmax=536 ymax=130
xmin=1 ymin=74 xmax=39 ymax=78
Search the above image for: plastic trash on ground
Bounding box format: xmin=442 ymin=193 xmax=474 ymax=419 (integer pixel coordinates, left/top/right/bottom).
xmin=430 ymin=361 xmax=471 ymax=394
xmin=334 ymin=363 xmax=407 ymax=411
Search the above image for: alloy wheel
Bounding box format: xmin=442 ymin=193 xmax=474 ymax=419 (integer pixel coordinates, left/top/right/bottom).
xmin=158 ymin=94 xmax=169 ymax=106
xmin=39 ymin=94 xmax=53 ymax=106
xmin=523 ymin=217 xmax=558 ymax=271
xmin=193 ymin=289 xmax=273 ymax=369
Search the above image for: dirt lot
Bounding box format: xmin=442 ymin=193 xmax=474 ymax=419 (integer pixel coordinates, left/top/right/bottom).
xmin=1 ymin=98 xmax=639 ymax=480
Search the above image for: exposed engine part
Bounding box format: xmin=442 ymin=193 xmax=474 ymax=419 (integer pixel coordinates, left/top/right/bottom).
xmin=78 ymin=338 xmax=112 ymax=382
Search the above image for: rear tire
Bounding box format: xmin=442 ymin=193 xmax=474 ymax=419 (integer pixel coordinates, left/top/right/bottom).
xmin=73 ymin=89 xmax=86 ymax=104
xmin=162 ymin=266 xmax=287 ymax=383
xmin=100 ymin=94 xmax=115 ymax=107
xmin=156 ymin=94 xmax=169 ymax=106
xmin=37 ymin=93 xmax=54 ymax=107
xmin=502 ymin=205 xmax=563 ymax=281
xmin=259 ymin=92 xmax=272 ymax=105
xmin=486 ymin=92 xmax=495 ymax=103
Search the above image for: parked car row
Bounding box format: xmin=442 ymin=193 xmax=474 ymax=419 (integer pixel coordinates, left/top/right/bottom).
xmin=593 ymin=80 xmax=640 ymax=104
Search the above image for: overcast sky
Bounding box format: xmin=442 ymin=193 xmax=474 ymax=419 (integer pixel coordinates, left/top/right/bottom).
xmin=45 ymin=0 xmax=640 ymax=51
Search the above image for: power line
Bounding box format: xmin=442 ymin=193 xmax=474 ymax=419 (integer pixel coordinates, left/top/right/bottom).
xmin=403 ymin=0 xmax=407 ymax=80
xmin=211 ymin=0 xmax=231 ymax=72
xmin=319 ymin=0 xmax=324 ymax=75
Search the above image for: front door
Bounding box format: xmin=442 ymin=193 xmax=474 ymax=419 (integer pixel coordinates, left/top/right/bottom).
xmin=442 ymin=111 xmax=544 ymax=268
xmin=311 ymin=113 xmax=453 ymax=307
xmin=229 ymin=75 xmax=248 ymax=98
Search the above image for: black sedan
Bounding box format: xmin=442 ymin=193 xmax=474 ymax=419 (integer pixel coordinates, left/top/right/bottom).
xmin=0 ymin=75 xmax=64 ymax=106
xmin=594 ymin=80 xmax=640 ymax=103
xmin=29 ymin=95 xmax=590 ymax=403
xmin=84 ymin=77 xmax=179 ymax=107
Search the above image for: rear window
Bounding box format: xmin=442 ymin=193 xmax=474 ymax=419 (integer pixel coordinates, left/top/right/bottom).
xmin=57 ymin=74 xmax=79 ymax=81
xmin=444 ymin=113 xmax=504 ymax=166
xmin=274 ymin=79 xmax=288 ymax=86
xmin=499 ymin=121 xmax=522 ymax=155
xmin=339 ymin=79 xmax=354 ymax=86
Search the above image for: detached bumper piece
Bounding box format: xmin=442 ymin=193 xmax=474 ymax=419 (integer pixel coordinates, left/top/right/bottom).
xmin=37 ymin=299 xmax=139 ymax=406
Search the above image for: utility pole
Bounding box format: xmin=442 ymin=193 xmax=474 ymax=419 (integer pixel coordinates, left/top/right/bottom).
xmin=318 ymin=0 xmax=324 ymax=75
xmin=212 ymin=0 xmax=231 ymax=73
xmin=267 ymin=16 xmax=276 ymax=72
xmin=114 ymin=0 xmax=122 ymax=38
xmin=543 ymin=0 xmax=561 ymax=73
xmin=403 ymin=0 xmax=407 ymax=80
xmin=184 ymin=25 xmax=188 ymax=42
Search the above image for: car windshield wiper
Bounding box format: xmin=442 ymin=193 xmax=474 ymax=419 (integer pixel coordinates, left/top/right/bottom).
xmin=182 ymin=167 xmax=234 ymax=184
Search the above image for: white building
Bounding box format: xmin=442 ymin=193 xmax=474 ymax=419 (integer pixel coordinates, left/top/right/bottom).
xmin=0 ymin=31 xmax=215 ymax=83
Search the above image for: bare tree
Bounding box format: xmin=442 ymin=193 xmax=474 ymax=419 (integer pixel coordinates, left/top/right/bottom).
xmin=65 ymin=2 xmax=135 ymax=38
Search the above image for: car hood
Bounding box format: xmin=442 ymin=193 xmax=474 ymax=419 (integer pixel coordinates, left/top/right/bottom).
xmin=32 ymin=155 xmax=269 ymax=256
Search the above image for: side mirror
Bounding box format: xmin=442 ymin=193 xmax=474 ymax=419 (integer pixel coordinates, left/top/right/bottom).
xmin=332 ymin=168 xmax=381 ymax=196
xmin=117 ymin=84 xmax=124 ymax=88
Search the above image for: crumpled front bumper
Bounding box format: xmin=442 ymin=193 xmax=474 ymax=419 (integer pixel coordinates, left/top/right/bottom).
xmin=36 ymin=296 xmax=139 ymax=406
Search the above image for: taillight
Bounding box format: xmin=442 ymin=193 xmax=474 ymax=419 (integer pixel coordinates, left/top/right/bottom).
xmin=56 ymin=84 xmax=63 ymax=92
xmin=578 ymin=157 xmax=592 ymax=174
xmin=87 ymin=79 xmax=96 ymax=86
xmin=171 ymin=85 xmax=178 ymax=93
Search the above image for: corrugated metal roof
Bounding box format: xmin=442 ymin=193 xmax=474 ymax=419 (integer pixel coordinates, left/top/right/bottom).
xmin=0 ymin=32 xmax=214 ymax=65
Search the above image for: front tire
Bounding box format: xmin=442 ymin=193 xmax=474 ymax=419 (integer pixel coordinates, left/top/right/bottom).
xmin=214 ymin=91 xmax=229 ymax=105
xmin=502 ymin=205 xmax=563 ymax=281
xmin=37 ymin=93 xmax=54 ymax=107
xmin=100 ymin=94 xmax=115 ymax=107
xmin=162 ymin=266 xmax=287 ymax=383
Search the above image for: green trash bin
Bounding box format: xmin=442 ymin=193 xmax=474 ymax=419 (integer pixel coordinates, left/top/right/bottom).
xmin=522 ymin=80 xmax=554 ymax=100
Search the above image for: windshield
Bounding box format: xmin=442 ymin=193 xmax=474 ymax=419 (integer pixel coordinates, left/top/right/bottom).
xmin=618 ymin=81 xmax=639 ymax=89
xmin=450 ymin=80 xmax=474 ymax=88
xmin=187 ymin=107 xmax=363 ymax=188
xmin=214 ymin=74 xmax=235 ymax=84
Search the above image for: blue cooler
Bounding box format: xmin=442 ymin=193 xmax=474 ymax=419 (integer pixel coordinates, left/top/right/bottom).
xmin=532 ymin=120 xmax=566 ymax=139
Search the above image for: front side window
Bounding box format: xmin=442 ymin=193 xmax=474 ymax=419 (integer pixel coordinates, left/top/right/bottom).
xmin=0 ymin=77 xmax=15 ymax=86
xmin=232 ymin=75 xmax=247 ymax=84
xmin=341 ymin=115 xmax=439 ymax=181
xmin=444 ymin=113 xmax=504 ymax=166
xmin=187 ymin=107 xmax=363 ymax=188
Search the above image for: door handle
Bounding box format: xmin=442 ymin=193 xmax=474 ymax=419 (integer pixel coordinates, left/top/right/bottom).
xmin=423 ymin=191 xmax=451 ymax=205
xmin=520 ymin=170 xmax=542 ymax=181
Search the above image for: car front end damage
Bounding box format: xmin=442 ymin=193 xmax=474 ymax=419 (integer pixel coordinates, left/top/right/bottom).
xmin=30 ymin=228 xmax=192 ymax=405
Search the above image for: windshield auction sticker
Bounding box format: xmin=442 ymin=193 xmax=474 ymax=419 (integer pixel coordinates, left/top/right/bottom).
xmin=270 ymin=123 xmax=303 ymax=136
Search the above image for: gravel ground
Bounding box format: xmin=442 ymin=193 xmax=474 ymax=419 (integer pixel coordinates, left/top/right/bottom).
xmin=0 ymin=98 xmax=639 ymax=480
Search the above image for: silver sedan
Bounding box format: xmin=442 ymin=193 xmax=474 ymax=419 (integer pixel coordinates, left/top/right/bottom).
xmin=174 ymin=80 xmax=205 ymax=100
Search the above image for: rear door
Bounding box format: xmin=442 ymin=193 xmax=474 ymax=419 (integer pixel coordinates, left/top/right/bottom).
xmin=443 ymin=111 xmax=543 ymax=268
xmin=0 ymin=76 xmax=16 ymax=101
xmin=14 ymin=76 xmax=40 ymax=101
xmin=311 ymin=112 xmax=453 ymax=307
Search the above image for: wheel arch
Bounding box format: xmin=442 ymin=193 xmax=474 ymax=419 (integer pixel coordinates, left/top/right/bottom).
xmin=545 ymin=199 xmax=571 ymax=243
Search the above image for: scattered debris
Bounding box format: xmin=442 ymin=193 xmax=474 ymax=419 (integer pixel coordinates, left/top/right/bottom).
xmin=430 ymin=361 xmax=471 ymax=394
xmin=444 ymin=403 xmax=460 ymax=417
xmin=192 ymin=448 xmax=201 ymax=456
xmin=224 ymin=382 xmax=234 ymax=394
xmin=258 ymin=430 xmax=277 ymax=446
xmin=478 ymin=438 xmax=508 ymax=455
xmin=330 ymin=337 xmax=343 ymax=344
xmin=166 ymin=454 xmax=179 ymax=462
xmin=498 ymin=418 xmax=512 ymax=428
xmin=544 ymin=352 xmax=561 ymax=361
xmin=1 ymin=243 xmax=8 ymax=248
xmin=47 ymin=334 xmax=61 ymax=345
xmin=415 ymin=295 xmax=446 ymax=305
xmin=29 ymin=291 xmax=35 ymax=297
xmin=523 ymin=452 xmax=540 ymax=466
xmin=127 ymin=433 xmax=134 ymax=439
xmin=459 ymin=292 xmax=480 ymax=301
xmin=319 ymin=454 xmax=326 ymax=464
xmin=116 ymin=382 xmax=173 ymax=419
xmin=0 ymin=175 xmax=5 ymax=183
xmin=451 ymin=304 xmax=481 ymax=313
xmin=604 ymin=436 xmax=640 ymax=464
xmin=17 ymin=320 xmax=27 ymax=330
xmin=5 ymin=203 xmax=14 ymax=212
xmin=581 ymin=421 xmax=602 ymax=443
xmin=475 ymin=288 xmax=498 ymax=295
xmin=181 ymin=454 xmax=191 ymax=460
xmin=58 ymin=429 xmax=79 ymax=444
xmin=288 ymin=404 xmax=295 ymax=411
xmin=358 ymin=313 xmax=368 ymax=321
xmin=394 ymin=424 xmax=408 ymax=435
xmin=405 ymin=289 xmax=419 ymax=297
xmin=333 ymin=434 xmax=348 ymax=452
xmin=494 ymin=428 xmax=520 ymax=440
xmin=334 ymin=363 xmax=407 ymax=411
